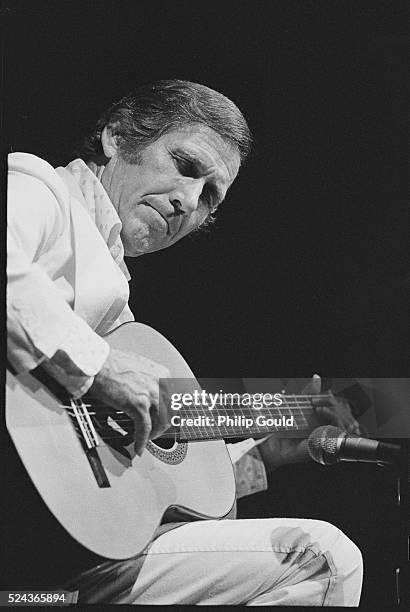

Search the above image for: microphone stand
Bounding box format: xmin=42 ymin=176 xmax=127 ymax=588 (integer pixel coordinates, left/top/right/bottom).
xmin=396 ymin=439 xmax=410 ymax=607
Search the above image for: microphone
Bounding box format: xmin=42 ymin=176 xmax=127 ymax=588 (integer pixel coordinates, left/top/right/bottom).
xmin=307 ymin=425 xmax=401 ymax=466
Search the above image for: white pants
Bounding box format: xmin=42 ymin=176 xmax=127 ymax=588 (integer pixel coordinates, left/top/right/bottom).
xmin=97 ymin=518 xmax=363 ymax=606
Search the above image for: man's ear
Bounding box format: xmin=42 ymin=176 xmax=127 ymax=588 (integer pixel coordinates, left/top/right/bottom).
xmin=101 ymin=126 xmax=119 ymax=159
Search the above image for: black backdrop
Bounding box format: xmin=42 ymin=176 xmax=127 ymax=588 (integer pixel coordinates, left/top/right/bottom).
xmin=3 ymin=0 xmax=409 ymax=606
xmin=5 ymin=0 xmax=409 ymax=378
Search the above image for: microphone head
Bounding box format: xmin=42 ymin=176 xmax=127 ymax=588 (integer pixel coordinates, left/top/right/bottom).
xmin=307 ymin=425 xmax=346 ymax=465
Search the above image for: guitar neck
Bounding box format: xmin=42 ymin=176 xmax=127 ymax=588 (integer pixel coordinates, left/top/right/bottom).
xmin=173 ymin=393 xmax=324 ymax=441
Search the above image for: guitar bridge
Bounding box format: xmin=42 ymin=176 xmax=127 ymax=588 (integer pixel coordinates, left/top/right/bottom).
xmin=66 ymin=399 xmax=111 ymax=488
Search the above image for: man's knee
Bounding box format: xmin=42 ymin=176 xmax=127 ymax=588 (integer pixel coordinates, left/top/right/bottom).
xmin=297 ymin=520 xmax=362 ymax=606
xmin=312 ymin=520 xmax=363 ymax=606
xmin=268 ymin=518 xmax=362 ymax=576
xmin=320 ymin=521 xmax=362 ymax=576
xmin=262 ymin=519 xmax=363 ymax=606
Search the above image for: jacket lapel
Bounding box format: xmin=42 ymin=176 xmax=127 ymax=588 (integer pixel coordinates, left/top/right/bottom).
xmin=55 ymin=167 xmax=129 ymax=334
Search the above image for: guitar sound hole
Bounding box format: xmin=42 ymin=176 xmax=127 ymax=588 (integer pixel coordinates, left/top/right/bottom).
xmin=151 ymin=436 xmax=176 ymax=450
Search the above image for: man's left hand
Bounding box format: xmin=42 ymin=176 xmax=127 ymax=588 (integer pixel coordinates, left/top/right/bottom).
xmin=258 ymin=375 xmax=362 ymax=473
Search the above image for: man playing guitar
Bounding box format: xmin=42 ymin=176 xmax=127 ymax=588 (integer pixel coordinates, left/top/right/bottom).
xmin=7 ymin=79 xmax=362 ymax=605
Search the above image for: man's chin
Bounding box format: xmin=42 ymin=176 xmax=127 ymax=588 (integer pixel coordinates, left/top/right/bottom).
xmin=124 ymin=239 xmax=170 ymax=257
xmin=122 ymin=224 xmax=172 ymax=256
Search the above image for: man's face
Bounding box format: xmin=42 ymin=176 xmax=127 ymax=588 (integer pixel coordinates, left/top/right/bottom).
xmin=100 ymin=125 xmax=241 ymax=256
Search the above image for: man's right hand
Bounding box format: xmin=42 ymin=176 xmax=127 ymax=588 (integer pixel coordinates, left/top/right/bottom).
xmin=90 ymin=348 xmax=172 ymax=456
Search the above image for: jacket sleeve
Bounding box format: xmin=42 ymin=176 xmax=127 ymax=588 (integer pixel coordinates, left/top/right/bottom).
xmin=7 ymin=162 xmax=109 ymax=396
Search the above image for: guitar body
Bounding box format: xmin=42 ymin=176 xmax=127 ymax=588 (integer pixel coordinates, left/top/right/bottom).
xmin=6 ymin=322 xmax=236 ymax=569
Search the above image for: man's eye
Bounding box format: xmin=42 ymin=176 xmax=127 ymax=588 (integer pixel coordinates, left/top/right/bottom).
xmin=175 ymin=156 xmax=197 ymax=177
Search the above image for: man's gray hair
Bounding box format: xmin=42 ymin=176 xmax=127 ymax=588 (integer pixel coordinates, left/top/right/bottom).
xmin=76 ymin=79 xmax=252 ymax=164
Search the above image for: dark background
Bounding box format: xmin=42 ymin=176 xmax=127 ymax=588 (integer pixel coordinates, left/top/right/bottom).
xmin=5 ymin=0 xmax=409 ymax=378
xmin=3 ymin=0 xmax=409 ymax=606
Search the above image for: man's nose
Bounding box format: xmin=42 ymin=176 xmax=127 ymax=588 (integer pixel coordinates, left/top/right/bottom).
xmin=169 ymin=180 xmax=204 ymax=215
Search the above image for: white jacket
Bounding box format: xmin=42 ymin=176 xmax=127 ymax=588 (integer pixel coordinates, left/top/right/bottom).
xmin=7 ymin=152 xmax=134 ymax=393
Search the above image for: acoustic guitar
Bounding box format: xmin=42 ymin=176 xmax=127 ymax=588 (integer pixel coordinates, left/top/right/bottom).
xmin=6 ymin=322 xmax=319 ymax=569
